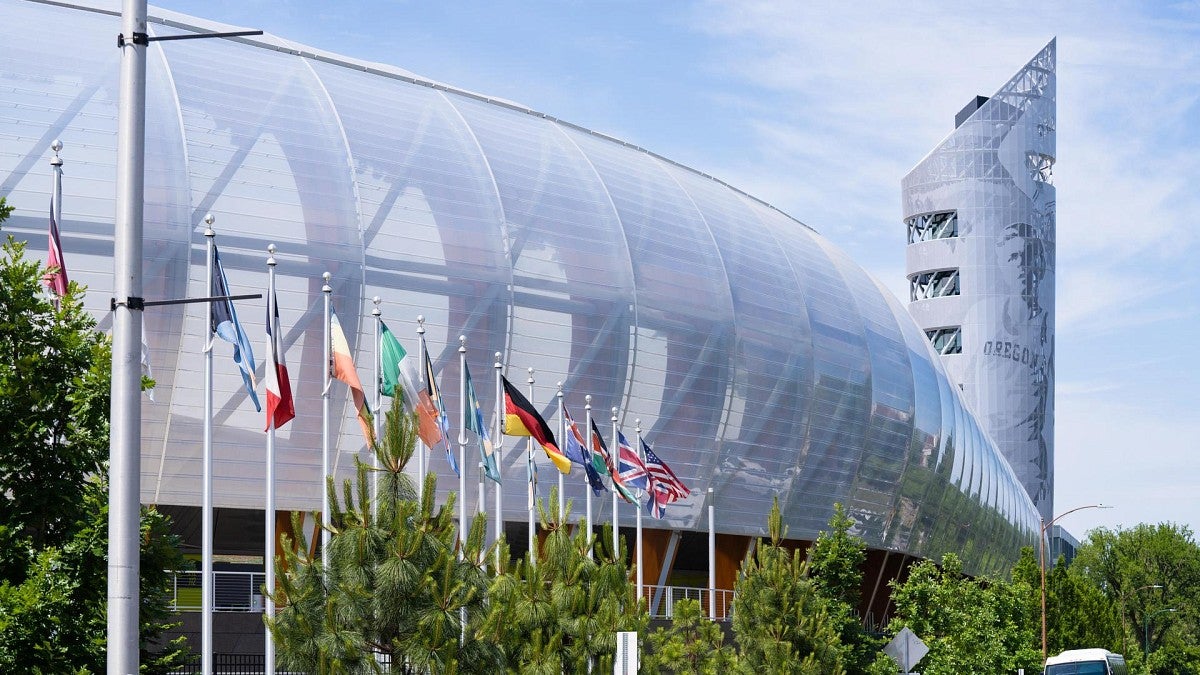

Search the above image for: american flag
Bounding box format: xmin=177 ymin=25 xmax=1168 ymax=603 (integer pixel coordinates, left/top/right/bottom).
xmin=642 ymin=440 xmax=689 ymax=500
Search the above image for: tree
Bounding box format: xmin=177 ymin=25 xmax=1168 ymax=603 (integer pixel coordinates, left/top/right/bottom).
xmin=480 ymin=489 xmax=649 ymax=672
xmin=268 ymin=401 xmax=501 ymax=673
xmin=0 ymin=200 xmax=190 ymax=672
xmin=887 ymin=552 xmax=1040 ymax=675
xmin=808 ymin=503 xmax=888 ymax=675
xmin=732 ymin=498 xmax=845 ymax=674
xmin=641 ymin=597 xmax=736 ymax=674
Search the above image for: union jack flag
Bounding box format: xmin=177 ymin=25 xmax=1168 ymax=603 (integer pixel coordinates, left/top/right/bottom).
xmin=617 ymin=432 xmax=649 ymax=491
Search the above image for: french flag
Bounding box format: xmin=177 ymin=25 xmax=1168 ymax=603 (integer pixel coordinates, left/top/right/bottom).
xmin=264 ymin=277 xmax=294 ymax=431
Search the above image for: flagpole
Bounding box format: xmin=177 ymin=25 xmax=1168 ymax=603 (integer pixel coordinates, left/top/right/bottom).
xmin=458 ymin=336 xmax=468 ymax=556
xmin=321 ymin=272 xmax=331 ymax=570
xmin=264 ymin=246 xmax=278 ymax=675
xmin=708 ymin=486 xmax=716 ymax=620
xmin=493 ymin=352 xmax=504 ymax=567
xmin=585 ymin=395 xmax=593 ymax=560
xmin=635 ymin=419 xmax=644 ymax=604
xmin=556 ymin=382 xmax=565 ymax=524
xmin=478 ymin=462 xmax=485 ymax=515
xmin=50 ymin=139 xmax=63 ymax=223
xmin=527 ymin=368 xmax=536 ymax=566
xmin=416 ymin=316 xmax=427 ymax=503
xmin=611 ymin=407 xmax=619 ymax=559
xmin=371 ymin=297 xmax=382 ymax=515
xmin=202 ymin=217 xmax=215 ymax=675
xmin=109 ymin=3 xmax=148 ymax=671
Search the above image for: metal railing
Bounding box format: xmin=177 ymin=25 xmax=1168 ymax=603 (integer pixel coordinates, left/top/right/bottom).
xmin=169 ymin=570 xmax=266 ymax=612
xmin=642 ymin=584 xmax=734 ymax=621
xmin=168 ymin=571 xmax=734 ymax=620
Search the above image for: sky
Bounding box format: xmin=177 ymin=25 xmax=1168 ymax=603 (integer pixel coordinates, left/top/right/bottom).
xmin=151 ymin=0 xmax=1200 ymax=540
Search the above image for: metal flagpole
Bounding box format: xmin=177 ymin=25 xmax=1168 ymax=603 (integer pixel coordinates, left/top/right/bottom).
xmin=635 ymin=419 xmax=644 ymax=604
xmin=416 ymin=316 xmax=426 ymax=502
xmin=264 ymin=247 xmax=278 ymax=675
xmin=50 ymin=139 xmax=63 ymax=231
xmin=201 ymin=219 xmax=215 ymax=675
xmin=493 ymin=352 xmax=504 ymax=566
xmin=458 ymin=336 xmax=468 ymax=555
xmin=109 ymin=2 xmax=148 ymax=670
xmin=584 ymin=395 xmax=594 ymax=560
xmin=527 ymin=368 xmax=536 ymax=566
xmin=708 ymin=486 xmax=716 ymax=620
xmin=556 ymin=382 xmax=565 ymax=524
xmin=321 ymin=272 xmax=331 ymax=570
xmin=371 ymin=297 xmax=381 ymax=514
xmin=611 ymin=407 xmax=619 ymax=558
xmin=478 ymin=462 xmax=485 ymax=515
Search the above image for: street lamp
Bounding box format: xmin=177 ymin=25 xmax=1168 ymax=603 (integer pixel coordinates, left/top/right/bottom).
xmin=1144 ymin=607 xmax=1176 ymax=669
xmin=1119 ymin=584 xmax=1162 ymax=656
xmin=1040 ymin=504 xmax=1112 ymax=663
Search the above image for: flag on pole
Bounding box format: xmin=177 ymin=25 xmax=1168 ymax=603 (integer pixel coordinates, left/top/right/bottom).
xmin=646 ymin=489 xmax=668 ymax=519
xmin=211 ymin=245 xmax=261 ymax=412
xmin=464 ymin=362 xmax=499 ymax=483
xmin=330 ymin=307 xmax=374 ymax=448
xmin=591 ymin=420 xmax=635 ymax=504
xmin=423 ymin=346 xmax=458 ymax=476
xmin=380 ymin=321 xmax=420 ymax=410
xmin=43 ymin=202 xmax=68 ymax=297
xmin=263 ymin=278 xmax=294 ymax=430
xmin=502 ymin=375 xmax=571 ymax=474
xmin=141 ymin=323 xmax=155 ymax=402
xmin=617 ymin=432 xmax=650 ymax=491
xmin=643 ymin=441 xmax=690 ymax=499
xmin=565 ymin=408 xmax=607 ymax=495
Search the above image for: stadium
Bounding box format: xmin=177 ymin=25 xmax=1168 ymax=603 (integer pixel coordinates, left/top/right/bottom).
xmin=0 ymin=0 xmax=1042 ymax=635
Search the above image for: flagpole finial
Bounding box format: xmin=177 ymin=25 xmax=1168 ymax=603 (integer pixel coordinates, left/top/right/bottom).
xmin=556 ymin=382 xmax=563 ymax=398
xmin=611 ymin=407 xmax=618 ymax=422
xmin=585 ymin=394 xmax=591 ymax=410
xmin=50 ymin=139 xmax=63 ymax=166
xmin=459 ymin=335 xmax=466 ymax=352
xmin=527 ymin=367 xmax=534 ymax=385
xmin=417 ymin=315 xmax=425 ymax=335
xmin=203 ymin=212 xmax=214 ymax=237
xmin=636 ymin=418 xmax=641 ymax=433
xmin=322 ymin=272 xmax=331 ymax=294
xmin=372 ymin=296 xmax=381 ymax=318
xmin=266 ymin=244 xmax=276 ymax=267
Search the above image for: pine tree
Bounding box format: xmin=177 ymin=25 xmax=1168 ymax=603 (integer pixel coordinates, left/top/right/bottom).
xmin=480 ymin=487 xmax=649 ymax=672
xmin=267 ymin=399 xmax=502 ymax=673
xmin=732 ymin=498 xmax=846 ymax=674
xmin=642 ymin=597 xmax=735 ymax=674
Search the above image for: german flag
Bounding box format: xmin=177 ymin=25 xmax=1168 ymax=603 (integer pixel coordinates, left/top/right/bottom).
xmin=502 ymin=375 xmax=572 ymax=474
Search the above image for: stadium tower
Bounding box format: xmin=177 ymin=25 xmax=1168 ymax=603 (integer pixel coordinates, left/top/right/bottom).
xmin=902 ymin=40 xmax=1056 ymax=522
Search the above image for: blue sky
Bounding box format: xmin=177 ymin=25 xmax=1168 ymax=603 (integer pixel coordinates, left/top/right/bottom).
xmin=152 ymin=0 xmax=1200 ymax=539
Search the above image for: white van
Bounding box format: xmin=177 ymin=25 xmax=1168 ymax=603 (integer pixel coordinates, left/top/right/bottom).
xmin=1044 ymin=648 xmax=1129 ymax=675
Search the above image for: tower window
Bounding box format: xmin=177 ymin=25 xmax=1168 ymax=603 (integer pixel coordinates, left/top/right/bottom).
xmin=906 ymin=211 xmax=958 ymax=244
xmin=909 ymin=269 xmax=960 ymax=301
xmin=925 ymin=327 xmax=962 ymax=355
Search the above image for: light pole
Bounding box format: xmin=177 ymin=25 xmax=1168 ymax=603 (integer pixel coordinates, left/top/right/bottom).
xmin=1144 ymin=607 xmax=1176 ymax=669
xmin=1040 ymin=504 xmax=1112 ymax=663
xmin=1119 ymin=584 xmax=1162 ymax=657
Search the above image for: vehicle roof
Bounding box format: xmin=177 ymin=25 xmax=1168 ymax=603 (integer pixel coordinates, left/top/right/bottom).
xmin=1046 ymin=648 xmax=1119 ymax=664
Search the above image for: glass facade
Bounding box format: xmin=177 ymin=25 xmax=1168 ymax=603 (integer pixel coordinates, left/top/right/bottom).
xmin=903 ymin=40 xmax=1056 ymax=522
xmin=0 ymin=0 xmax=1039 ymax=573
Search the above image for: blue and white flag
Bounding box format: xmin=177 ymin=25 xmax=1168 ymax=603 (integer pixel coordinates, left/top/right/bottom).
xmin=211 ymin=244 xmax=261 ymax=411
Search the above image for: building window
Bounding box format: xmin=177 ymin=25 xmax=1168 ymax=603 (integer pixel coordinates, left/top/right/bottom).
xmin=906 ymin=211 xmax=958 ymax=244
xmin=1027 ymin=152 xmax=1054 ymax=184
xmin=909 ymin=269 xmax=960 ymax=301
xmin=925 ymin=327 xmax=962 ymax=355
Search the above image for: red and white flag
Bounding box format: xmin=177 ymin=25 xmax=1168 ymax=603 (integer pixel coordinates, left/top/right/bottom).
xmin=263 ymin=275 xmax=294 ymax=430
xmin=44 ymin=202 xmax=68 ymax=297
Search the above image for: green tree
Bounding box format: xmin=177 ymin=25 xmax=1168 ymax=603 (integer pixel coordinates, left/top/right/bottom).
xmin=268 ymin=401 xmax=501 ymax=673
xmin=808 ymin=503 xmax=886 ymax=674
xmin=887 ymin=552 xmax=1040 ymax=675
xmin=0 ymin=199 xmax=190 ymax=672
xmin=641 ymin=597 xmax=735 ymax=674
xmin=480 ymin=489 xmax=648 ymax=672
xmin=732 ymin=498 xmax=845 ymax=674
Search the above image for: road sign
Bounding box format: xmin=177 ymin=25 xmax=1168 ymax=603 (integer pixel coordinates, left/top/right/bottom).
xmin=883 ymin=626 xmax=929 ymax=673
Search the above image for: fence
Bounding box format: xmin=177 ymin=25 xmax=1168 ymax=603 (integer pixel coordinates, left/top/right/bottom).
xmin=167 ymin=571 xmax=734 ymax=621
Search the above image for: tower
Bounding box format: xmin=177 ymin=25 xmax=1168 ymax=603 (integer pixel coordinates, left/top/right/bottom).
xmin=902 ymin=40 xmax=1056 ymax=521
